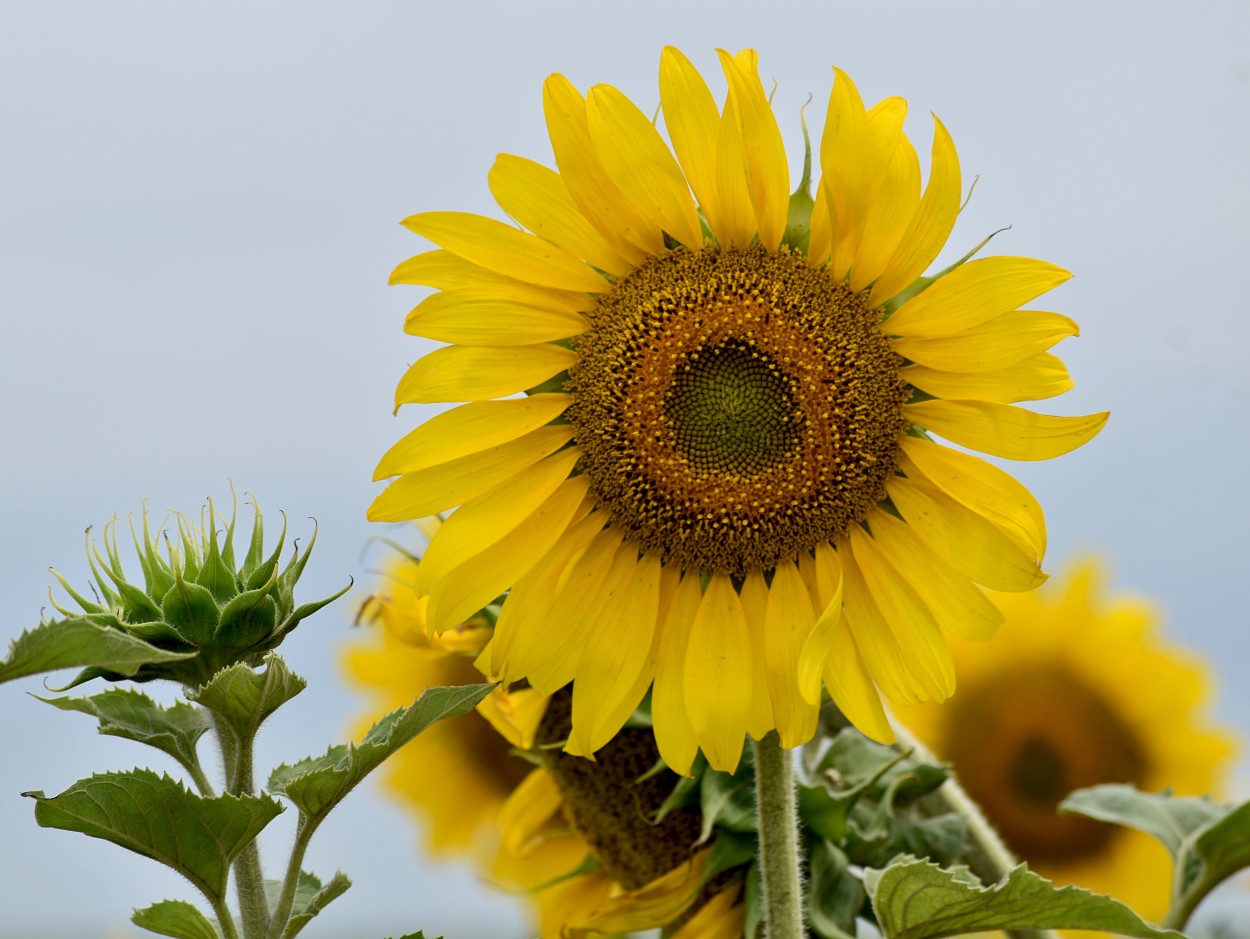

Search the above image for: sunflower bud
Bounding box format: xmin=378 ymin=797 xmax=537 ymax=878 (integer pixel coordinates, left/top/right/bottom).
xmin=49 ymin=493 xmax=349 ymax=688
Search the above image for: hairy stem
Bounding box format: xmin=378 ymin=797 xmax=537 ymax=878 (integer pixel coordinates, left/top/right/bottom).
xmin=211 ymin=713 xmax=270 ymax=939
xmin=266 ymin=816 xmax=318 ymax=939
xmin=752 ymin=731 xmax=805 ymax=939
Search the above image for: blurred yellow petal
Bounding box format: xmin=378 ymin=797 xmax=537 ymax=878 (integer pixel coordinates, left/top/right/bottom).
xmin=499 ymin=767 xmax=563 ymax=857
xmin=906 ymin=399 xmax=1109 ymax=461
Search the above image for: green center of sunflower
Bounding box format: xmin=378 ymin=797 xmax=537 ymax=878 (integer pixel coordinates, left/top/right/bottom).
xmin=567 ymin=245 xmax=909 ymax=576
xmin=943 ymin=666 xmax=1150 ymax=865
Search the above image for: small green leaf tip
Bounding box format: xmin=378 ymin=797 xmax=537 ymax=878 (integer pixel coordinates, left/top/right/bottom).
xmin=34 ymin=487 xmax=350 ymax=688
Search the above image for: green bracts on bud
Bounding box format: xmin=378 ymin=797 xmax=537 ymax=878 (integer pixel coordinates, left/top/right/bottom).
xmin=47 ymin=493 xmax=350 ymax=688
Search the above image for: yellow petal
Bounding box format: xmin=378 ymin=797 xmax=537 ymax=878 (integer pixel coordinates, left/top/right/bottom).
xmin=866 ymin=510 xmax=1004 ymax=641
xmin=498 ymin=767 xmax=562 ymax=857
xmin=901 ymin=352 xmax=1074 ymax=404
xmin=417 ymin=449 xmax=580 ymax=594
xmin=476 ymin=685 xmax=548 ymax=750
xmin=544 ymin=73 xmax=662 ymax=260
xmin=659 ymin=47 xmax=721 ymax=221
xmin=867 ymin=115 xmax=961 ymax=307
xmin=405 ymin=291 xmax=586 ymax=346
xmin=367 ymin=424 xmax=574 ymax=521
xmin=763 ymin=562 xmax=820 ymax=748
xmin=823 ymin=623 xmax=895 ymax=744
xmin=671 ymin=883 xmax=744 ymax=939
xmin=684 ymin=573 xmax=752 ymax=772
xmin=393 ymin=248 xmax=544 ymax=291
xmin=374 ymin=394 xmax=570 ymax=479
xmin=426 ymin=478 xmax=591 ymax=635
xmin=905 ymin=399 xmax=1109 ymax=461
xmin=710 ymin=88 xmax=758 ymax=247
xmin=586 ymin=84 xmax=703 ymax=249
xmin=820 ymin=67 xmax=870 ymax=281
xmin=797 ymin=542 xmax=845 ymax=705
xmin=899 ymin=435 xmax=1047 ymax=558
xmin=886 ymin=475 xmax=1046 ymax=592
xmin=837 ymin=543 xmax=920 ymax=704
xmin=887 ymin=256 xmax=1072 ymax=338
xmin=567 ymin=552 xmax=662 ymax=756
xmin=569 ymin=852 xmax=707 ymax=936
xmin=718 ymin=48 xmax=789 ymax=250
xmin=488 ymin=153 xmax=632 ymax=277
xmin=652 ymin=571 xmax=703 ymax=776
xmin=402 ymin=211 xmax=607 ymax=293
xmin=393 ymin=343 xmax=576 ymax=406
xmin=486 ymin=512 xmax=604 ymax=681
xmin=893 ymin=310 xmax=1079 ymax=372
xmin=738 ymin=571 xmax=776 ymax=742
xmin=850 ymin=108 xmax=920 ymax=290
xmin=848 ymin=524 xmax=954 ymax=702
xmin=806 ymin=178 xmax=835 ymax=265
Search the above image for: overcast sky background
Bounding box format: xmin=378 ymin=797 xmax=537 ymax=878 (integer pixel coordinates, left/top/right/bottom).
xmin=2 ymin=2 xmax=1248 ymax=936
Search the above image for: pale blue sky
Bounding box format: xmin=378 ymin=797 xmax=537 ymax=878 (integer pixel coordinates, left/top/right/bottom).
xmin=2 ymin=1 xmax=1248 ymax=936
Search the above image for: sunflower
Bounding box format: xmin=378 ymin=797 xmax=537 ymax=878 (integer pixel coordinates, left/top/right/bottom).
xmin=341 ymin=548 xmax=544 ymax=859
xmin=895 ymin=559 xmax=1235 ymax=922
xmin=371 ymin=47 xmax=1107 ymax=773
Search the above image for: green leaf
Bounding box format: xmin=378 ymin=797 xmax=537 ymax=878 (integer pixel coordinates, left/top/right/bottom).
xmin=267 ymin=683 xmax=494 ymax=826
xmin=187 ymin=653 xmax=305 ymax=741
xmin=25 ymin=769 xmax=283 ymax=907
xmin=0 ymin=617 xmax=196 ymax=685
xmin=131 ymin=899 xmax=222 ymax=939
xmin=698 ymin=752 xmax=756 ymax=842
xmin=1061 ymin=784 xmax=1224 ymax=860
xmin=35 ymin=688 xmax=211 ymax=777
xmin=272 ymin=869 xmax=352 ymax=939
xmin=386 ymin=933 xmax=442 ymax=939
xmin=1191 ymin=800 xmax=1250 ymax=896
xmin=807 ymin=841 xmax=861 ymax=939
xmin=865 ymin=856 xmax=1186 ymax=939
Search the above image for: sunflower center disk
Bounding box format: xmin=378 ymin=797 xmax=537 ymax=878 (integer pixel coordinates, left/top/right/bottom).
xmin=568 ymin=245 xmax=909 ymax=576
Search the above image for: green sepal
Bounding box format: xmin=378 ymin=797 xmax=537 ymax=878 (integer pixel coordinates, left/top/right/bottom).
xmin=264 ymin=869 xmax=352 ymax=939
xmin=162 ymin=576 xmax=220 ymax=648
xmin=33 ymin=688 xmax=211 ymax=778
xmin=131 ymin=899 xmax=222 ymax=939
xmin=188 ymin=653 xmax=306 ymax=743
xmin=195 ymin=502 xmax=239 ymax=604
xmin=0 ymin=617 xmax=196 ymax=686
xmin=807 ymin=841 xmax=862 ymax=939
xmin=699 ymin=829 xmax=756 ymax=890
xmin=865 ymin=856 xmax=1185 ymax=939
xmin=267 ymin=683 xmax=494 ymax=826
xmin=25 ymin=769 xmax=283 ymax=908
xmin=213 ymin=578 xmax=280 ymax=653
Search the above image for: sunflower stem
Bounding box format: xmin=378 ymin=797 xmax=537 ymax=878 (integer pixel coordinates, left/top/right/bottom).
xmin=751 ymin=731 xmax=805 ymax=939
xmin=894 ymin=723 xmax=1061 ymax=939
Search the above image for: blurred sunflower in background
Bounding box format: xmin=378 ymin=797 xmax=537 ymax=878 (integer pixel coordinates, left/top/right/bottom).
xmin=345 ymin=540 xmax=746 ymax=937
xmin=371 ymin=45 xmax=1107 ymax=774
xmin=896 ymin=559 xmax=1235 ymax=922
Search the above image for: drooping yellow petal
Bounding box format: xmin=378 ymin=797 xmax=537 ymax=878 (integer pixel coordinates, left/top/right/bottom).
xmin=405 ymin=291 xmax=586 ymax=346
xmin=367 ymin=425 xmax=574 ymax=521
xmin=499 ymin=767 xmax=563 ymax=857
xmin=867 ymin=115 xmax=961 ymax=307
xmin=417 ymin=448 xmax=581 ymax=594
xmin=901 ymin=353 xmax=1074 ymax=404
xmin=671 ymin=883 xmax=744 ymax=939
xmin=848 ymin=524 xmax=955 ymax=702
xmin=394 ymin=343 xmax=577 ymax=406
xmin=684 ymin=573 xmax=752 ymax=772
xmin=718 ymin=48 xmax=789 ymax=250
xmin=402 ymin=211 xmax=607 ymax=293
xmin=797 ymin=542 xmax=845 ymax=705
xmin=544 ymin=73 xmax=662 ymax=260
xmin=659 ymin=46 xmax=721 ymax=221
xmin=887 ymin=475 xmax=1046 ymax=592
xmin=893 ymin=310 xmax=1079 ymax=373
xmin=568 ymin=851 xmax=707 ymax=936
xmin=586 ymin=84 xmax=703 ymax=249
xmin=887 ymin=257 xmax=1072 ymax=338
xmin=426 ymin=478 xmax=591 ymax=635
xmin=488 ymin=153 xmax=632 ymax=277
xmin=763 ymin=562 xmax=820 ymax=748
xmin=867 ymin=510 xmax=1004 ymax=641
xmin=652 ymin=572 xmax=703 ymax=776
xmin=738 ymin=571 xmax=777 ymax=742
xmin=899 ymin=435 xmax=1047 ymax=558
xmin=567 ymin=552 xmax=662 ymax=756
xmin=906 ymin=399 xmax=1109 ymax=461
xmin=373 ymin=394 xmax=570 ymax=479
xmin=823 ymin=623 xmax=894 ymax=744
xmin=837 ymin=543 xmax=921 ymax=705
xmin=486 ymin=512 xmax=604 ymax=680
xmin=820 ymin=67 xmax=870 ymax=280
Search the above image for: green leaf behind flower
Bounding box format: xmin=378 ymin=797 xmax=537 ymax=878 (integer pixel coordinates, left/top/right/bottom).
xmin=865 ymin=856 xmax=1185 ymax=939
xmin=131 ymin=899 xmax=222 ymax=939
xmin=25 ymin=769 xmax=283 ymax=907
xmin=0 ymin=617 xmax=195 ymax=685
